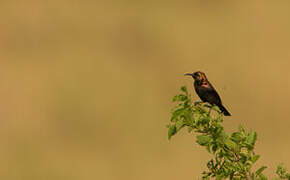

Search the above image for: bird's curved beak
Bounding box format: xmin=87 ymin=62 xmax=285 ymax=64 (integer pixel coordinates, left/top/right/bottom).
xmin=184 ymin=73 xmax=193 ymax=76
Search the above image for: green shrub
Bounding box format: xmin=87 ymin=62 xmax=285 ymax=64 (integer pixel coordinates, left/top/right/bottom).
xmin=168 ymin=86 xmax=290 ymax=180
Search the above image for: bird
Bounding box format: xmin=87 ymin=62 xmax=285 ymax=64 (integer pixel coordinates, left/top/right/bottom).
xmin=185 ymin=71 xmax=231 ymax=116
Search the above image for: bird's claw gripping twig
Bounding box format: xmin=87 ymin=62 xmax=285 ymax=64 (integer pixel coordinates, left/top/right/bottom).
xmin=194 ymin=101 xmax=203 ymax=106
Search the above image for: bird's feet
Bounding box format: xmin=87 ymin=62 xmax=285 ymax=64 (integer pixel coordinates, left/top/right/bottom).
xmin=194 ymin=101 xmax=203 ymax=106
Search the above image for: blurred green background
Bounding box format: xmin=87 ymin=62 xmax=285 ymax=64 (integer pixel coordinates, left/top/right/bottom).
xmin=1 ymin=1 xmax=290 ymax=179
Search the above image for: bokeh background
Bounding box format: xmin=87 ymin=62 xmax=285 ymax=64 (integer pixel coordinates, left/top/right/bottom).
xmin=1 ymin=1 xmax=290 ymax=179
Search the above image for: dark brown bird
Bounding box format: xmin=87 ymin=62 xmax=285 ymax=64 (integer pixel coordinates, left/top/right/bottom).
xmin=185 ymin=71 xmax=231 ymax=116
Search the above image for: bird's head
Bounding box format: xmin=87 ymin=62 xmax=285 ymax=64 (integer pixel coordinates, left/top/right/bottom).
xmin=184 ymin=71 xmax=207 ymax=82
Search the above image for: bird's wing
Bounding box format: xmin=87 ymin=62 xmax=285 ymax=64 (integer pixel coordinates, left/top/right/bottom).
xmin=195 ymin=83 xmax=222 ymax=105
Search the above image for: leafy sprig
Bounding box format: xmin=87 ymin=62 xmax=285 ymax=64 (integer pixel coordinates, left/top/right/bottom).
xmin=168 ymin=86 xmax=290 ymax=180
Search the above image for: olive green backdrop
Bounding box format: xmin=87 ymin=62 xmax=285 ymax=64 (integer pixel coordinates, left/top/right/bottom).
xmin=1 ymin=1 xmax=290 ymax=179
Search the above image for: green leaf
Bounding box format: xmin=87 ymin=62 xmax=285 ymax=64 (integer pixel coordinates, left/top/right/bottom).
xmin=168 ymin=125 xmax=177 ymax=140
xmin=172 ymin=94 xmax=187 ymax=102
xmin=256 ymin=166 xmax=267 ymax=175
xmin=251 ymin=155 xmax=260 ymax=164
xmin=182 ymin=109 xmax=193 ymax=122
xmin=258 ymin=173 xmax=267 ymax=180
xmin=181 ymin=86 xmax=187 ymax=93
xmin=224 ymin=138 xmax=239 ymax=152
xmin=231 ymin=132 xmax=242 ymax=142
xmin=215 ymin=175 xmax=223 ymax=180
xmin=212 ymin=105 xmax=221 ymax=113
xmin=205 ymin=144 xmax=211 ymax=153
xmin=196 ymin=135 xmax=212 ymax=146
xmin=276 ymin=163 xmax=289 ymax=178
xmin=172 ymin=95 xmax=178 ymax=102
xmin=202 ymin=171 xmax=211 ymax=179
xmin=247 ymin=131 xmax=257 ymax=146
xmin=200 ymin=117 xmax=210 ymax=125
xmin=171 ymin=108 xmax=183 ymax=122
xmin=212 ymin=144 xmax=218 ymax=153
xmin=238 ymin=124 xmax=246 ymax=136
xmin=176 ymin=120 xmax=185 ymax=131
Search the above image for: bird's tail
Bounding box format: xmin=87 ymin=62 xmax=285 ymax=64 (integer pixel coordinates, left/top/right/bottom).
xmin=218 ymin=104 xmax=231 ymax=116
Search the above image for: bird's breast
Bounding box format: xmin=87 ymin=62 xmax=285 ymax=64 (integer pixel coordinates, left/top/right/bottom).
xmin=201 ymin=82 xmax=210 ymax=88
